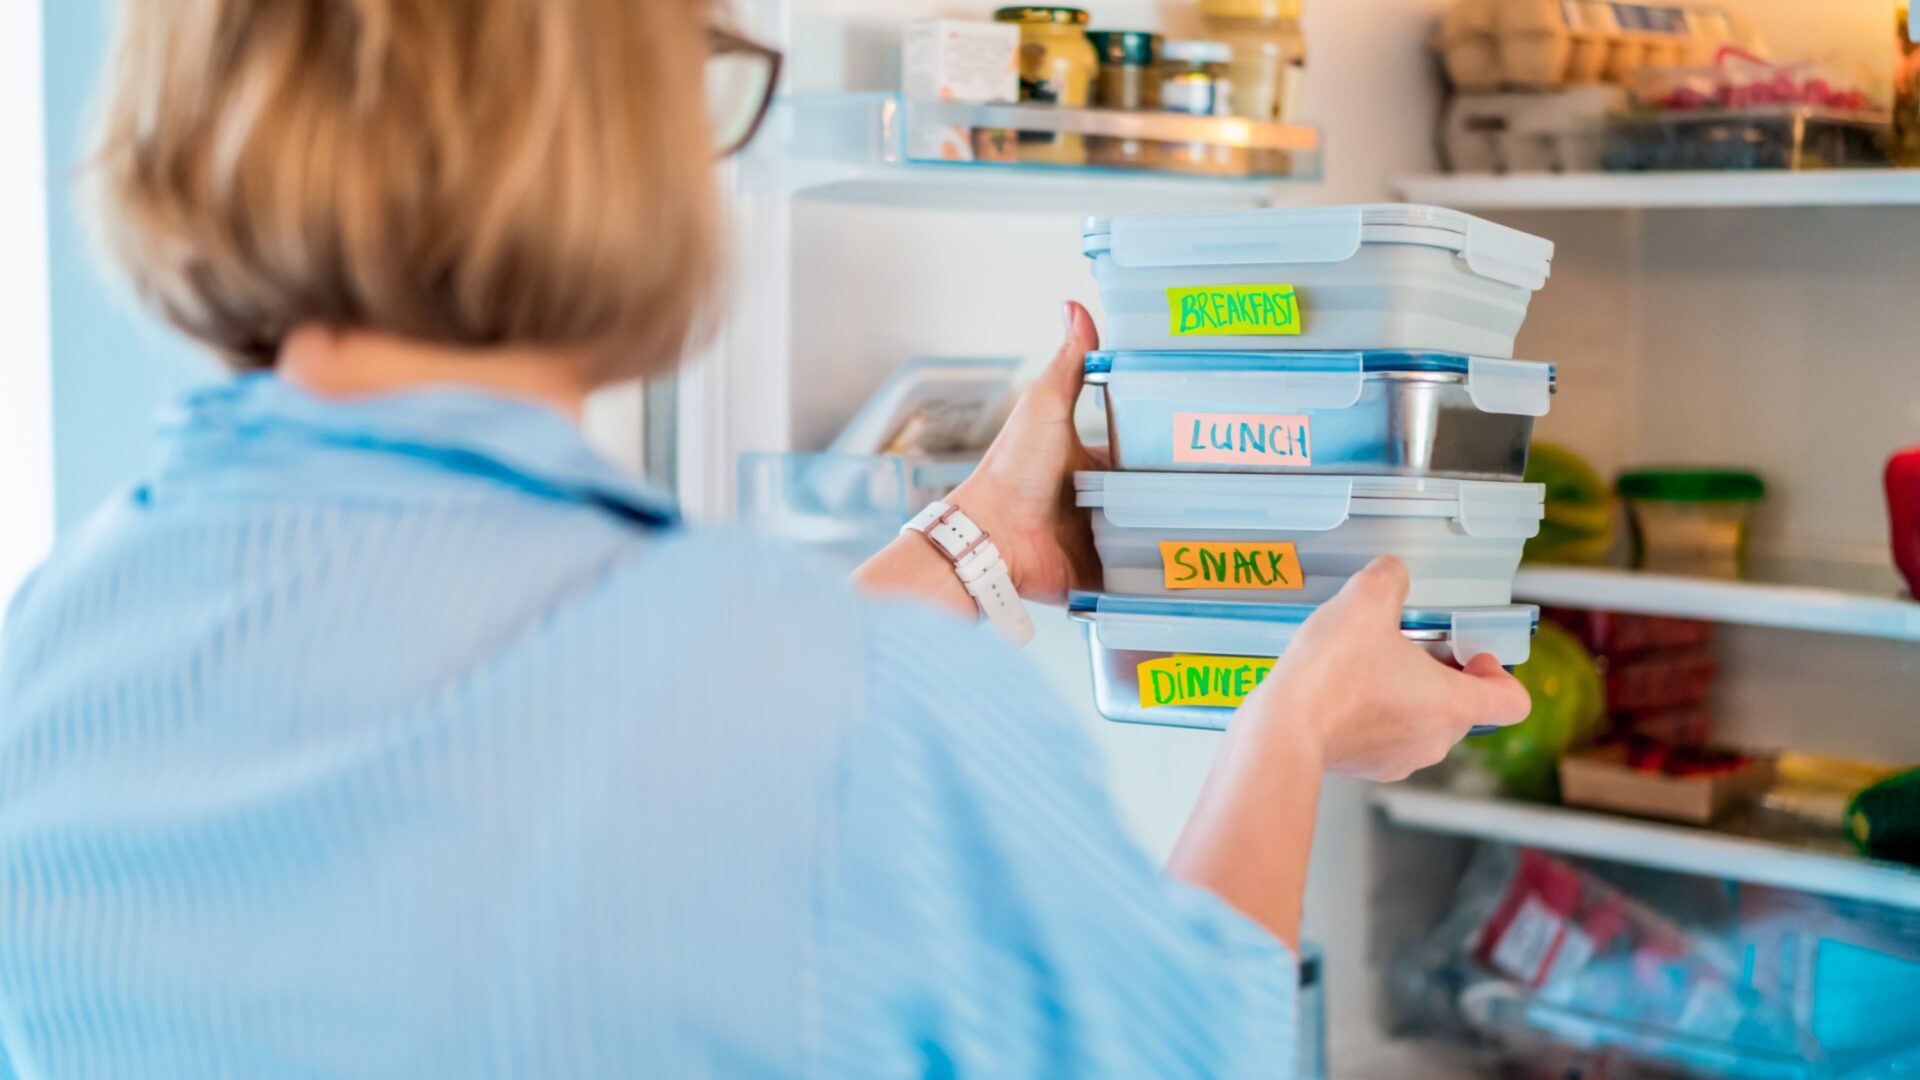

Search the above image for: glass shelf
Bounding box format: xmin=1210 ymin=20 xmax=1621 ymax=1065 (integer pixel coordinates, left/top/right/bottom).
xmin=1373 ymin=783 xmax=1920 ymax=912
xmin=1393 ymin=170 xmax=1920 ymax=210
xmin=1513 ymin=559 xmax=1920 ymax=642
xmin=747 ymin=93 xmax=1321 ymax=211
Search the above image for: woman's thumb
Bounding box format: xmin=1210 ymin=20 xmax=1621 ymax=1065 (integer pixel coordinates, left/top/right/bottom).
xmin=1036 ymin=301 xmax=1099 ymax=404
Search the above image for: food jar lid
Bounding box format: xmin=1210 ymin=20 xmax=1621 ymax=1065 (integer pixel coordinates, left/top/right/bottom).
xmin=1200 ymin=0 xmax=1304 ymax=21
xmin=1086 ymin=30 xmax=1161 ymax=65
xmin=1161 ymin=39 xmax=1234 ymax=64
xmin=1068 ymin=592 xmax=1539 ymax=665
xmin=1075 ymin=472 xmax=1546 ymax=539
xmin=1082 ymin=350 xmax=1556 ymax=418
xmin=994 ymin=6 xmax=1091 ymax=25
xmin=1081 ymin=204 xmax=1554 ymax=292
xmin=1617 ymin=468 xmax=1766 ymax=503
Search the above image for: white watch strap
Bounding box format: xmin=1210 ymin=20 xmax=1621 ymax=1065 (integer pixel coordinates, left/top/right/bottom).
xmin=903 ymin=502 xmax=1035 ymax=647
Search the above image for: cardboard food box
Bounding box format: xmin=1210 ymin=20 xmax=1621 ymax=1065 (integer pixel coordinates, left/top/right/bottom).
xmin=1559 ymin=744 xmax=1776 ymax=825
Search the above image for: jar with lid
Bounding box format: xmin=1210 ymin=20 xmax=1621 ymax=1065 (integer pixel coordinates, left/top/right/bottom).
xmin=1088 ymin=30 xmax=1160 ymax=110
xmin=994 ymin=6 xmax=1098 ymax=165
xmin=1896 ymin=5 xmax=1920 ymax=166
xmin=1199 ymin=0 xmax=1306 ymax=124
xmin=1159 ymin=40 xmax=1237 ymax=172
xmin=1087 ymin=30 xmax=1161 ymax=168
xmin=1159 ymin=39 xmax=1234 ymax=117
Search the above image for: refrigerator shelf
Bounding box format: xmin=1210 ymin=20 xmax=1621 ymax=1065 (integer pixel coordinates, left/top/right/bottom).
xmin=1373 ymin=785 xmax=1920 ymax=912
xmin=749 ymin=93 xmax=1321 ymax=211
xmin=1513 ymin=562 xmax=1920 ymax=642
xmin=1392 ymin=169 xmax=1920 ymax=211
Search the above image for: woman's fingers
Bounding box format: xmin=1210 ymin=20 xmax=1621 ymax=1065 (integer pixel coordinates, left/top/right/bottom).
xmin=1333 ymin=555 xmax=1410 ymax=618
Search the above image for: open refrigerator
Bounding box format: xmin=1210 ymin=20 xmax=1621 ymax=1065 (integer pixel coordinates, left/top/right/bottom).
xmin=588 ymin=0 xmax=1920 ymax=1075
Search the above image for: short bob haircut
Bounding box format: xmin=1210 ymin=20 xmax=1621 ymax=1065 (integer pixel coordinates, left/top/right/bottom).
xmin=91 ymin=0 xmax=719 ymax=378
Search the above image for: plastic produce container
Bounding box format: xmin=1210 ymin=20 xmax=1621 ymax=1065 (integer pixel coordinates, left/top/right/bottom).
xmin=1068 ymin=591 xmax=1538 ymax=729
xmin=1086 ymin=349 xmax=1554 ymax=480
xmin=1618 ymin=468 xmax=1764 ymax=579
xmin=1604 ymin=106 xmax=1890 ymax=171
xmin=1077 ymin=471 xmax=1545 ymax=606
xmin=1082 ymin=204 xmax=1554 ymax=358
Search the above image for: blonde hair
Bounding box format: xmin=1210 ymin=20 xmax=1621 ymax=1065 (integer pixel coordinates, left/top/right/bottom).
xmin=91 ymin=0 xmax=719 ymax=376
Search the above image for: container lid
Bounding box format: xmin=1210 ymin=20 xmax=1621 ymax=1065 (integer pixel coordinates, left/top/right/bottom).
xmin=1201 ymin=0 xmax=1304 ymax=20
xmin=1081 ymin=204 xmax=1555 ymax=293
xmin=1617 ymin=468 xmax=1766 ymax=503
xmin=1075 ymin=472 xmax=1546 ymax=539
xmin=1087 ymin=30 xmax=1160 ymax=65
xmin=1082 ymin=349 xmax=1556 ymax=417
xmin=1068 ymin=592 xmax=1539 ymax=666
xmin=994 ymin=6 xmax=1091 ymax=24
xmin=1161 ymin=39 xmax=1233 ymax=64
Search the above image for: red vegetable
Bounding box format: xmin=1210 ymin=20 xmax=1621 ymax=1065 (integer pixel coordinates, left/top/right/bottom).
xmin=1891 ymin=447 xmax=1920 ymax=600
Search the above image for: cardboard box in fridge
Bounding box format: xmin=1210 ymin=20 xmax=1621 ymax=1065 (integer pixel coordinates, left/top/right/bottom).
xmin=1559 ymin=744 xmax=1777 ymax=825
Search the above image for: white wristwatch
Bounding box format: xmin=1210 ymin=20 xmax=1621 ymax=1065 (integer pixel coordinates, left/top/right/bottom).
xmin=903 ymin=501 xmax=1035 ymax=647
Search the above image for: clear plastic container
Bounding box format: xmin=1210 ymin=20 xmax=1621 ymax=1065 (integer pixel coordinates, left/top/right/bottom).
xmin=1076 ymin=471 xmax=1545 ymax=607
xmin=1618 ymin=468 xmax=1765 ymax=579
xmin=1082 ymin=204 xmax=1554 ymax=357
xmin=1086 ymin=350 xmax=1554 ymax=480
xmin=1068 ymin=591 xmax=1538 ymax=729
xmin=1604 ymin=106 xmax=1890 ymax=171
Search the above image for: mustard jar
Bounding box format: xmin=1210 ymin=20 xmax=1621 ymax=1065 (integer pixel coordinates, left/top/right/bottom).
xmin=994 ymin=6 xmax=1098 ymax=165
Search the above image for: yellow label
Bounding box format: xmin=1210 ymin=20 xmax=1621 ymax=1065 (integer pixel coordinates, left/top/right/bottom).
xmin=1167 ymin=284 xmax=1302 ymax=337
xmin=1159 ymin=541 xmax=1303 ymax=591
xmin=1138 ymin=654 xmax=1275 ymax=710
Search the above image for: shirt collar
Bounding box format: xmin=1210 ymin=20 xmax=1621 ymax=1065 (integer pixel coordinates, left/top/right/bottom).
xmin=154 ymin=375 xmax=681 ymax=528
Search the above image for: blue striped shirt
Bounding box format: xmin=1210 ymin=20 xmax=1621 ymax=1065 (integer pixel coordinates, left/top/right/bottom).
xmin=0 ymin=377 xmax=1295 ymax=1079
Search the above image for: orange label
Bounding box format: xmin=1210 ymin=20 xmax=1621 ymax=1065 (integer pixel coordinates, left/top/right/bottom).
xmin=1152 ymin=538 xmax=1305 ymax=588
xmin=1159 ymin=541 xmax=1303 ymax=591
xmin=1172 ymin=412 xmax=1312 ymax=467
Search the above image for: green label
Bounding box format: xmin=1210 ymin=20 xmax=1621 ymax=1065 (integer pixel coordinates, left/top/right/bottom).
xmin=1167 ymin=284 xmax=1302 ymax=337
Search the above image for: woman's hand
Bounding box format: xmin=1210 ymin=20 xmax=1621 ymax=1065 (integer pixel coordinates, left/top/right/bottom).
xmin=947 ymin=301 xmax=1106 ymax=605
xmin=1240 ymin=556 xmax=1534 ymax=781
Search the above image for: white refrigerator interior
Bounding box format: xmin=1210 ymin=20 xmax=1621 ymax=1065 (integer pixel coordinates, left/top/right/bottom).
xmin=637 ymin=0 xmax=1920 ymax=1074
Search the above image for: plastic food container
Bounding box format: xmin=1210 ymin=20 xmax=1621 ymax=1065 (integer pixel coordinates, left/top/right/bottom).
xmin=1069 ymin=591 xmax=1538 ymax=729
xmin=1082 ymin=204 xmax=1554 ymax=358
xmin=1076 ymin=472 xmax=1545 ymax=606
xmin=1618 ymin=468 xmax=1764 ymax=579
xmin=1604 ymin=106 xmax=1890 ymax=171
xmin=1086 ymin=349 xmax=1553 ymax=480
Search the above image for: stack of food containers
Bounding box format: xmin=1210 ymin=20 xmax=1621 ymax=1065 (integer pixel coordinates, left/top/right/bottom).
xmin=1069 ymin=204 xmax=1557 ymax=731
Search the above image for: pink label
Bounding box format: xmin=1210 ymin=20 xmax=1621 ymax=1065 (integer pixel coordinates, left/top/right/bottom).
xmin=1172 ymin=412 xmax=1312 ymax=467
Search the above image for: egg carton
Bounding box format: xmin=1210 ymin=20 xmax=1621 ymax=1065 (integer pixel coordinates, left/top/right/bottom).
xmin=1442 ymin=86 xmax=1628 ymax=173
xmin=1438 ymin=0 xmax=1753 ymax=94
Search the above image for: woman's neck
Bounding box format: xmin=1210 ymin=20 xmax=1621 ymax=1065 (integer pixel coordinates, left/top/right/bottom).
xmin=277 ymin=326 xmax=598 ymax=420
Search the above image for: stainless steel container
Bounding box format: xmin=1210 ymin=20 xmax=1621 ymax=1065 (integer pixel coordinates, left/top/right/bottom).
xmin=1086 ymin=350 xmax=1554 ymax=481
xmin=1069 ymin=592 xmax=1538 ymax=731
